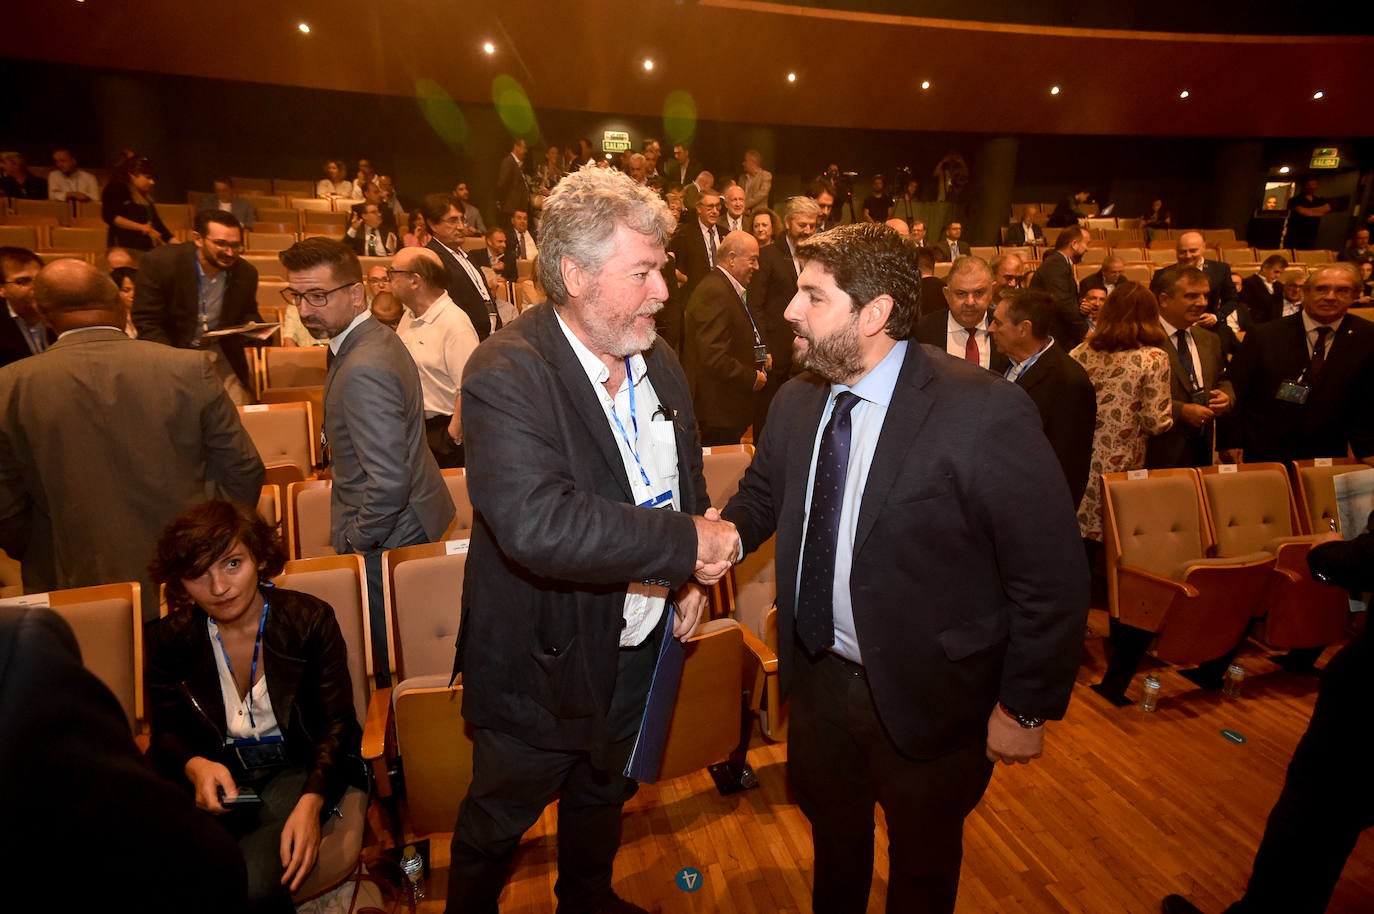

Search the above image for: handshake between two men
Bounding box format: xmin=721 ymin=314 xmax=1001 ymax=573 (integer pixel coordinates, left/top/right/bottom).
xmin=667 ymin=508 xmax=743 ymax=643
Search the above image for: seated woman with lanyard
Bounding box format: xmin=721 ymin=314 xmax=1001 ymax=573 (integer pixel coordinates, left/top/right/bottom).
xmin=144 ymin=500 xmax=363 ymax=913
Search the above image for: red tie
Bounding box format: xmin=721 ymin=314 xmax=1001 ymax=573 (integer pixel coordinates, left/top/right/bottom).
xmin=964 ymin=328 xmax=980 ymax=364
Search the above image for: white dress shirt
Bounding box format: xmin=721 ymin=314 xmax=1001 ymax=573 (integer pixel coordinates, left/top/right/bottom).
xmin=944 ymin=311 xmax=991 ymax=368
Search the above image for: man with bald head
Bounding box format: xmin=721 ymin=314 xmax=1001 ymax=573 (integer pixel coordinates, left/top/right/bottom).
xmin=0 ymin=259 xmax=263 ymax=620
xmin=721 ymin=184 xmax=749 ymax=235
xmin=683 ymin=230 xmax=765 ymax=446
xmin=390 ymin=246 xmax=481 ymax=468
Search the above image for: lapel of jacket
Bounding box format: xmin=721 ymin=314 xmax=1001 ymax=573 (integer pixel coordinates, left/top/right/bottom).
xmin=534 ymin=305 xmax=636 ymax=504
xmin=853 ymin=342 xmax=935 ymax=555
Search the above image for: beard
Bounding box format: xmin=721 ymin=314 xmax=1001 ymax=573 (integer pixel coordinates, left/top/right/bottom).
xmin=581 ymin=279 xmax=663 ymax=358
xmin=793 ymin=315 xmax=864 ymax=384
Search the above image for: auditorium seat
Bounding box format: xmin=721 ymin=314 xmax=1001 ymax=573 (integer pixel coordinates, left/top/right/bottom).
xmin=1198 ymin=463 xmax=1350 ymax=649
xmin=272 ymin=179 xmax=315 ymax=197
xmin=1293 ymin=249 xmax=1333 ymax=264
xmin=271 ymin=553 xmax=372 ymax=904
xmin=1147 ymin=249 xmax=1176 ymax=266
xmin=238 ymin=401 xmax=316 ymax=476
xmin=245 ymin=231 xmax=298 ymax=252
xmin=1255 ymin=248 xmax=1292 ymax=263
xmin=1092 ymin=468 xmax=1274 ymax=705
xmin=291 ymin=198 xmax=334 ymax=214
xmin=970 ymin=245 xmax=998 ymax=261
xmin=286 ymin=479 xmax=336 ymax=560
xmin=998 ymin=246 xmax=1033 ymax=260
xmin=460 ymin=237 xmax=486 ymax=253
xmin=258 ymin=386 xmax=324 ymax=469
xmin=1292 ymin=458 xmax=1366 ymax=534
xmin=1220 ymin=247 xmax=1257 ymax=265
xmin=303 ymin=212 xmax=348 ymax=231
xmin=934 ymin=262 xmax=952 ymax=279
xmin=240 ymin=193 xmax=285 ymax=208
xmin=262 ymin=345 xmax=327 ymax=388
xmin=656 ymin=619 xmax=761 ymax=783
xmin=1080 ymin=247 xmax=1107 ymax=265
xmin=158 ymin=205 xmax=194 ymax=232
xmin=1110 ymin=245 xmax=1145 ymax=262
xmin=255 ymin=282 xmax=288 ymax=313
xmin=0 ymin=225 xmax=42 ymax=248
xmin=46 ymin=226 xmax=105 ymax=252
xmin=257 ymin=483 xmax=282 ymax=533
xmin=229 ymin=177 xmax=274 ymax=194
xmin=247 ymin=222 xmax=295 ymax=237
xmin=513 ymin=280 xmax=544 ymax=311
xmin=1202 ymin=228 xmax=1237 ymax=243
xmin=1085 ymin=217 xmax=1117 ymax=232
xmin=241 ymin=254 xmax=288 ymax=279
xmin=254 ymin=207 xmax=300 ymax=229
xmin=331 ymin=198 xmax=365 ymax=214
xmin=440 ymin=469 xmax=473 ymax=540
xmin=1234 ymin=263 xmax=1261 ymax=277
xmin=10 ymin=198 xmax=70 ymax=224
xmin=4 ymin=581 xmax=144 ymax=730
xmin=368 ymin=540 xmax=473 ymax=841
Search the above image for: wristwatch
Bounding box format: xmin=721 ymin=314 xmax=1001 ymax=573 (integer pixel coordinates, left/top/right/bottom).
xmin=999 ymin=702 xmax=1044 ymax=729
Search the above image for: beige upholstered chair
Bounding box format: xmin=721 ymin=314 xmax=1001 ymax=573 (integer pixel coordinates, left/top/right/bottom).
xmin=272 ymin=554 xmax=372 ymax=904
xmin=238 ymin=402 xmax=316 ymax=477
xmin=262 ymin=346 xmax=328 ymax=389
xmin=1292 ymin=458 xmax=1365 ymax=534
xmin=287 ymin=479 xmax=336 ymax=560
xmin=1094 ymin=469 xmax=1274 ymax=704
xmin=441 ymin=469 xmax=473 ymax=541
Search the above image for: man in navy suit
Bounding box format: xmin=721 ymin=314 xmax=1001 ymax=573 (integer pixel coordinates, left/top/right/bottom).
xmin=722 ymin=223 xmax=1086 ymax=914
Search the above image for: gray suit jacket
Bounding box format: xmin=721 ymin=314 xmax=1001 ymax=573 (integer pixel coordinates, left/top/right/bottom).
xmin=0 ymin=330 xmax=264 ymax=619
xmin=324 ymin=316 xmax=453 ymax=554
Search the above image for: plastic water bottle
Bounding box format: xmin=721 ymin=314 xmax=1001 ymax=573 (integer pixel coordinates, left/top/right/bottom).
xmin=1140 ymin=674 xmax=1161 ymax=712
xmin=1223 ymin=663 xmax=1246 ymax=699
xmin=401 ymin=844 xmax=426 ymax=903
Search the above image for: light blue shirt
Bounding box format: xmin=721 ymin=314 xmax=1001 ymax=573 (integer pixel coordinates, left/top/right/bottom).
xmin=797 ymin=339 xmax=907 ymax=664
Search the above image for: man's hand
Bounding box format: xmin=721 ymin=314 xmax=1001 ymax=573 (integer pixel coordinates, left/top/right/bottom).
xmin=752 ymin=370 xmax=767 ymax=392
xmin=693 ymin=507 xmax=740 ymax=585
xmin=1179 ymin=403 xmax=1215 ymax=428
xmin=986 ymin=706 xmax=1045 ymax=765
xmin=1194 ymin=312 xmax=1218 ymax=328
xmin=184 ymin=757 xmax=237 ymax=814
xmin=1219 ymin=448 xmax=1243 ymax=465
xmin=1207 ymin=389 xmax=1231 ymax=416
xmin=672 ymin=581 xmax=708 ymax=641
xmin=279 ymin=793 xmax=325 ymax=892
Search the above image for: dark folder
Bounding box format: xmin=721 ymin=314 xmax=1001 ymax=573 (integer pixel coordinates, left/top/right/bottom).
xmin=623 ymin=623 xmax=687 ymax=783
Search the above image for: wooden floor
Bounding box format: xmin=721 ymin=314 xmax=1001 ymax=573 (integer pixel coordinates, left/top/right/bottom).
xmin=368 ymin=612 xmax=1374 ymax=913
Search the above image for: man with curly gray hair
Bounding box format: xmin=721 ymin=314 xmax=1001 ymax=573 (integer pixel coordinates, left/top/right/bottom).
xmin=446 ymin=165 xmax=742 ymax=914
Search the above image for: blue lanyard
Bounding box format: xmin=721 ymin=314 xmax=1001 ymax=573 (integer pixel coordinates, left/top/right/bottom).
xmin=607 ymin=358 xmax=653 ymax=488
xmin=195 ymin=255 xmax=210 ymax=337
xmin=210 ymin=598 xmax=269 ymax=730
xmin=1006 ymin=342 xmax=1050 ymax=381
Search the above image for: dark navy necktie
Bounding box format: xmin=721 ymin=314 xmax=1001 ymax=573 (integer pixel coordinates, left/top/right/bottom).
xmin=796 ymin=391 xmax=860 ymax=655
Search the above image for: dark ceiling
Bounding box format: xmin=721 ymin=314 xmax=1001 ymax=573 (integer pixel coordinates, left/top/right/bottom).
xmin=2 ymin=0 xmax=1371 ymax=138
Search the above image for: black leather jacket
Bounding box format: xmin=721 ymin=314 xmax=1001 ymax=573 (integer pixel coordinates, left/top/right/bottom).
xmin=144 ymin=586 xmax=364 ymax=807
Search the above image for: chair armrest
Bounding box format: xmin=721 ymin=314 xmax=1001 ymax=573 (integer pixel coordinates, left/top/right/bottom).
xmin=739 ymin=625 xmax=778 ymax=674
xmin=361 ymin=686 xmax=393 ymax=761
xmin=1116 ymin=564 xmax=1197 ymax=632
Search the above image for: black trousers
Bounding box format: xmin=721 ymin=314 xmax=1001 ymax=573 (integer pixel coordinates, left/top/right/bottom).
xmin=445 ymin=620 xmax=664 ymax=914
xmin=788 ymin=646 xmax=995 ymax=914
xmin=425 ymin=414 xmax=465 ymax=469
xmin=1225 ymin=631 xmax=1372 ymax=914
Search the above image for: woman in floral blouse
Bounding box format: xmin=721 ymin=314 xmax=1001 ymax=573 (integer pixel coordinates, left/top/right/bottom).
xmin=1070 ymin=281 xmax=1174 ymax=543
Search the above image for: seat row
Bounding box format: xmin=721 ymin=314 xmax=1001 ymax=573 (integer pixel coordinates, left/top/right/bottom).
xmin=1093 ymin=460 xmax=1366 ymax=705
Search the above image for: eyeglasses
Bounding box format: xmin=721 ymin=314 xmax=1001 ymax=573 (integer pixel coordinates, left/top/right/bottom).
xmin=279 ymin=281 xmax=359 ymax=308
xmin=205 ymin=239 xmax=244 ymax=252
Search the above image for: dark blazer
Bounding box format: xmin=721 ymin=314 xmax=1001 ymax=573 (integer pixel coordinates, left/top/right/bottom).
xmin=1240 ymin=273 xmax=1285 ymax=327
xmin=1077 ymin=270 xmax=1119 ymax=299
xmin=467 ymin=246 xmax=517 ymax=283
xmin=427 ymin=238 xmax=497 ymax=341
xmin=747 ymin=238 xmax=801 ymax=379
xmin=145 ymin=588 xmax=365 ymax=808
xmin=914 ymin=310 xmax=1010 ymax=375
xmin=325 ymin=317 xmax=454 ymax=554
xmin=668 ymin=219 xmax=718 ymax=296
xmin=722 ymin=342 xmax=1087 ymax=758
xmin=131 ymin=242 xmax=262 ymax=388
xmin=683 ymin=268 xmax=760 ymax=429
xmin=455 ymin=301 xmax=709 ymax=767
xmin=1028 ymin=251 xmax=1090 ymax=350
xmin=0 ymin=307 xmax=54 ymax=368
xmin=1014 ymin=343 xmax=1097 ymax=506
xmin=1145 ymin=324 xmax=1231 ymax=469
xmin=1005 ymin=222 xmax=1045 ymax=246
xmin=0 ymin=606 xmax=248 ymax=912
xmin=0 ymin=329 xmax=264 ymax=621
xmin=664 ymin=157 xmax=696 ymax=190
xmin=1226 ymin=312 xmax=1374 ymax=463
xmin=933 ymin=240 xmax=967 ymax=263
xmin=495 ymin=153 xmax=530 ymax=217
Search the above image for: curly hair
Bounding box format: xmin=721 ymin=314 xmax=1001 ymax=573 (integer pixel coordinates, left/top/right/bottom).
xmin=151 ymin=501 xmax=286 ymax=613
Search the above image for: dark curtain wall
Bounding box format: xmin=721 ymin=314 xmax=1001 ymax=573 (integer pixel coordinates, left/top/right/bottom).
xmin=2 ymin=58 xmax=1368 ymax=243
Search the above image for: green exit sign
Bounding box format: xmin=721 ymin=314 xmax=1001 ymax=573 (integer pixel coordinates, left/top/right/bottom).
xmin=1310 ymin=147 xmax=1340 ymax=169
xmin=602 ymin=131 xmax=632 ymax=153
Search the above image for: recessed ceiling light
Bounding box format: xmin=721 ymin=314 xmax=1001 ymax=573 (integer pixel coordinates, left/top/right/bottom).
xmin=482 ymin=41 xmax=495 ymax=55
xmin=1179 ymin=90 xmax=1190 ymax=99
xmin=921 ymin=80 xmax=931 ymax=90
xmin=1279 ymin=165 xmax=1291 ymax=174
xmin=1050 ymin=85 xmax=1060 ymax=96
xmin=1313 ymin=90 xmax=1325 ymax=100
xmin=786 ymin=72 xmax=797 ymax=84
xmin=643 ymin=58 xmax=654 ymax=71
xmin=297 ymin=22 xmax=310 ymax=33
